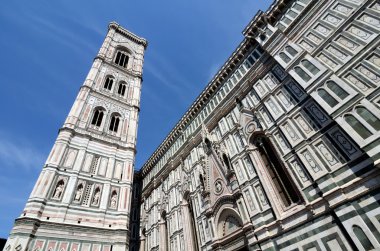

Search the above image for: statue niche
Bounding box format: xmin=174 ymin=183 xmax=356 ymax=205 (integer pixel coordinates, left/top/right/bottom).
xmin=52 ymin=180 xmax=65 ymax=200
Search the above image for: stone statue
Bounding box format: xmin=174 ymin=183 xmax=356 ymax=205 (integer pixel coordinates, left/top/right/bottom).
xmin=110 ymin=192 xmax=117 ymax=208
xmin=74 ymin=185 xmax=83 ymax=201
xmin=92 ymin=189 xmax=100 ymax=205
xmin=53 ymin=182 xmax=64 ymax=199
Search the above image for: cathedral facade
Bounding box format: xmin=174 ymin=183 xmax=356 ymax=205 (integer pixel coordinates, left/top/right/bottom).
xmin=4 ymin=0 xmax=380 ymax=250
xmin=136 ymin=0 xmax=380 ymax=250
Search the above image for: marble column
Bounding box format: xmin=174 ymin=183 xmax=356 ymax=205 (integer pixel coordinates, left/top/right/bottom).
xmin=158 ymin=219 xmax=167 ymax=251
xmin=181 ymin=200 xmax=197 ymax=251
xmin=139 ymin=236 xmax=145 ymax=251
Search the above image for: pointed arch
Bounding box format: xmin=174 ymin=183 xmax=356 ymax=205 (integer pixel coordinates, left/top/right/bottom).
xmin=216 ymin=207 xmax=243 ymax=237
xmin=91 ymin=107 xmax=105 ymax=127
xmin=109 ymin=112 xmax=121 ymax=133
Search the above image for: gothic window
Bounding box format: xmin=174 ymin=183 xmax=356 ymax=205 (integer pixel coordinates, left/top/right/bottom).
xmin=345 ymin=115 xmax=372 ymax=139
xmin=285 ymin=46 xmax=298 ymax=57
xmin=117 ymin=82 xmax=127 ymax=96
xmin=91 ymin=108 xmax=105 ymax=127
xmin=114 ymin=50 xmax=129 ymax=68
xmin=327 ymin=81 xmax=349 ymax=99
xmin=103 ymin=76 xmax=114 ymax=91
xmin=280 ymin=52 xmax=291 ymax=63
xmin=352 ymin=225 xmax=375 ymax=250
xmin=356 ymin=107 xmax=380 ymax=131
xmin=109 ymin=113 xmax=121 ymax=133
xmin=317 ymin=89 xmax=339 ymax=107
xmin=252 ymin=136 xmax=301 ymax=207
xmin=318 ymin=80 xmax=350 ymax=108
xmin=295 ymin=66 xmax=311 ymax=81
xmin=344 ymin=106 xmax=380 ymax=139
xmin=302 ymin=60 xmax=320 ymax=75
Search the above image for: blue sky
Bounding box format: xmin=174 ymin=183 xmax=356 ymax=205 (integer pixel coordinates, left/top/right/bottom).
xmin=0 ymin=0 xmax=272 ymax=238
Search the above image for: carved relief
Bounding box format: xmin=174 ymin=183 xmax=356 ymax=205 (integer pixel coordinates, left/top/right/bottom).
xmin=357 ymin=65 xmax=380 ymax=83
xmin=323 ymin=14 xmax=342 ymax=26
xmin=300 ymin=40 xmax=313 ymax=52
xmin=330 ymin=129 xmax=358 ymax=156
xmin=275 ymin=132 xmax=290 ymax=152
xmin=336 ymin=36 xmax=359 ymax=51
xmin=267 ymin=99 xmax=281 ymax=116
xmin=314 ymin=24 xmax=331 ymax=36
xmin=306 ymin=103 xmax=329 ymax=126
xmin=326 ymin=46 xmax=347 ymax=60
xmin=296 ymin=115 xmax=313 ymax=135
xmin=283 ymin=122 xmax=299 ymax=141
xmin=244 ymin=190 xmax=256 ymax=211
xmin=371 ymin=2 xmax=380 ymax=11
xmin=286 ymin=81 xmax=304 ymax=99
xmin=301 ymin=150 xmax=322 ymax=173
xmin=63 ymin=149 xmax=77 ymax=168
xmin=255 ymin=185 xmax=268 ymax=206
xmin=214 ymin=180 xmax=223 ymax=195
xmin=359 ymin=14 xmax=380 ymax=28
xmin=306 ymin=33 xmax=322 ymax=44
xmin=291 ymin=160 xmax=309 ymax=182
xmin=316 ymin=142 xmax=338 ymax=166
xmin=333 ymin=3 xmax=352 ymax=14
xmin=272 ymin=65 xmax=287 ymax=80
xmin=347 ymin=25 xmax=372 ymax=40
xmin=88 ymin=95 xmax=130 ymax=118
xmin=346 ymin=74 xmax=371 ymax=92
xmin=368 ymin=54 xmax=380 ymax=67
xmin=318 ymin=54 xmax=338 ymax=69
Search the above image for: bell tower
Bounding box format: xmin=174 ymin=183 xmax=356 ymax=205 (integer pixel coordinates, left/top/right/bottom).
xmin=4 ymin=22 xmax=147 ymax=251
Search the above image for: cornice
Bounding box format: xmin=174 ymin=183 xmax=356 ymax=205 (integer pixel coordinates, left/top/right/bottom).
xmin=109 ymin=21 xmax=148 ymax=49
xmin=139 ymin=0 xmax=297 ymax=176
xmin=242 ymin=0 xmax=293 ymax=37
xmin=140 ymin=36 xmax=255 ymax=174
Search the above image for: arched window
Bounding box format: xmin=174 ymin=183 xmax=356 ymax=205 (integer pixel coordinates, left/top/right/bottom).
xmin=326 ymin=81 xmax=349 ymax=99
xmin=356 ymin=107 xmax=380 ymax=131
xmin=295 ymin=66 xmax=311 ymax=81
xmin=253 ymin=136 xmax=300 ymax=207
xmin=103 ymin=76 xmax=114 ymax=91
xmin=352 ymin=225 xmax=374 ymax=250
xmin=345 ymin=114 xmax=372 ymax=139
xmin=302 ymin=60 xmax=320 ymax=75
xmin=117 ymin=82 xmax=127 ymax=96
xmin=115 ymin=50 xmax=129 ymax=68
xmin=279 ymin=52 xmax=291 ymax=63
xmin=318 ymin=89 xmax=339 ymax=107
xmin=109 ymin=114 xmax=121 ymax=132
xmin=91 ymin=109 xmax=104 ymax=127
xmin=285 ymin=46 xmax=297 ymax=57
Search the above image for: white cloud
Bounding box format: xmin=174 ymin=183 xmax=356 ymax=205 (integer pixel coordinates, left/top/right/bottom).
xmin=0 ymin=132 xmax=45 ymax=171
